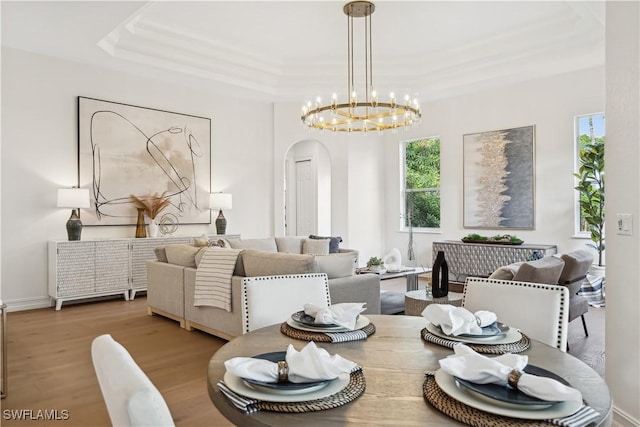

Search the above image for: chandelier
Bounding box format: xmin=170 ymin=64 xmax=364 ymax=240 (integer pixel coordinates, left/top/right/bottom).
xmin=301 ymin=1 xmax=421 ymax=133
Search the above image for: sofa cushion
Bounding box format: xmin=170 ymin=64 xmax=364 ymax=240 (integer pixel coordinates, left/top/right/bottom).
xmin=242 ymin=249 xmax=315 ymax=277
xmin=227 ymin=238 xmax=278 ymax=252
xmin=192 ymin=233 xmax=211 ymax=247
xmin=154 ymin=246 xmax=168 ymax=263
xmin=315 ymin=252 xmax=357 ymax=279
xmin=275 ymin=237 xmax=304 ymax=254
xmin=302 ymin=238 xmax=330 ymax=256
xmin=513 ymin=256 xmax=565 ymax=284
xmin=309 ymin=235 xmax=343 ymax=253
xmin=164 ymin=244 xmax=201 ymax=268
xmin=559 ymin=250 xmax=593 ymax=284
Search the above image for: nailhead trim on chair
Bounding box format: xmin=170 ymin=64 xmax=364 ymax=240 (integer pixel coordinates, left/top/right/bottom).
xmin=462 ymin=278 xmax=568 ymax=350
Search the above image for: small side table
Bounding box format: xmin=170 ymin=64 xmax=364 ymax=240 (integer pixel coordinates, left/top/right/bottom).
xmin=404 ymin=291 xmax=463 ymax=316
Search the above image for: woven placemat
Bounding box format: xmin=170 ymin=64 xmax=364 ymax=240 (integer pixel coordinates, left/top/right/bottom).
xmin=254 ymin=368 xmax=366 ymax=412
xmin=423 ymin=375 xmax=552 ymax=427
xmin=420 ymin=328 xmax=531 ymax=354
xmin=281 ymin=322 xmax=376 ymax=342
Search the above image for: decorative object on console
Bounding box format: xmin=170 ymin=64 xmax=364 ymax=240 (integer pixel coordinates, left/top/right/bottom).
xmin=461 ymin=233 xmax=524 ymax=245
xmin=383 ymin=248 xmax=402 ymax=271
xmin=78 ymin=96 xmax=211 ymax=226
xmin=463 ymin=125 xmax=535 ymax=229
xmin=431 ymin=251 xmax=449 ymax=298
xmin=130 ymin=192 xmax=171 ymax=238
xmin=57 ymin=187 xmax=90 ymax=241
xmin=134 ymin=208 xmax=146 ymax=238
xmin=300 ymin=1 xmax=420 ymax=132
xmin=159 ymin=212 xmax=179 ymax=236
xmin=209 ymin=193 xmax=232 ymax=235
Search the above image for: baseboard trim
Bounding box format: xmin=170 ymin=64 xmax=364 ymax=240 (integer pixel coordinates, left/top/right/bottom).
xmin=614 ymin=405 xmax=640 ymax=427
xmin=3 ymin=297 xmax=52 ymax=312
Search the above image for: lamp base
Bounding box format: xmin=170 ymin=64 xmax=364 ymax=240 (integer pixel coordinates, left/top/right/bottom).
xmin=215 ymin=210 xmax=227 ymax=235
xmin=66 ymin=209 xmax=83 ymax=241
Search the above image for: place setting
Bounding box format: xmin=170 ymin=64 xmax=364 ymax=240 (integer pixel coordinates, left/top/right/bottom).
xmin=217 ymin=341 xmax=365 ymax=414
xmin=423 ymin=344 xmax=600 ymax=427
xmin=280 ymin=302 xmax=376 ymax=342
xmin=420 ymin=304 xmax=531 ymax=354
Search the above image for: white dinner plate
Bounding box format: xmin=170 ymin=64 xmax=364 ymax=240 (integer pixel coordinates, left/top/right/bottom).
xmin=425 ymin=322 xmax=522 ymax=345
xmin=434 ymin=369 xmax=582 ymax=420
xmin=224 ymin=371 xmax=350 ymax=402
xmin=286 ymin=315 xmax=370 ymax=333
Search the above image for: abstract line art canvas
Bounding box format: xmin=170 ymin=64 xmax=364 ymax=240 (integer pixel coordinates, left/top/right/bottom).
xmin=78 ymin=97 xmax=211 ymax=226
xmin=463 ymin=125 xmax=535 ymax=229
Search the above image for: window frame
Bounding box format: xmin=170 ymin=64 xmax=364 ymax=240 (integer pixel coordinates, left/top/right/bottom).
xmin=574 ymin=112 xmax=605 ymax=237
xmin=399 ymin=136 xmax=442 ymax=232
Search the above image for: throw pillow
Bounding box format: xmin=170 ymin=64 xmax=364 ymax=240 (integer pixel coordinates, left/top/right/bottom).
xmin=303 ymin=238 xmax=330 ymax=256
xmin=153 ymin=246 xmax=168 ymax=263
xmin=315 ymin=252 xmax=357 ymax=279
xmin=192 ymin=233 xmax=210 ymax=247
xmin=309 ymin=234 xmax=343 ymax=253
xmin=164 ymin=244 xmax=201 ymax=268
xmin=275 ymin=237 xmax=304 ymax=254
xmin=227 ymin=238 xmax=278 ymax=252
xmin=242 ymin=249 xmax=315 ymax=277
xmin=513 ymin=256 xmax=565 ymax=284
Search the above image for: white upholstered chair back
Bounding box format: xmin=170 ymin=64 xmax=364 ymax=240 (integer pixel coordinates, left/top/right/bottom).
xmin=242 ymin=273 xmax=331 ymax=333
xmin=462 ymin=278 xmax=570 ymax=352
xmin=91 ymin=334 xmax=175 ymax=427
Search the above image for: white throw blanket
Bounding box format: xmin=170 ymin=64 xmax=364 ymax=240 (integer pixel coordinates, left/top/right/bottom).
xmin=194 ymin=248 xmax=241 ymax=311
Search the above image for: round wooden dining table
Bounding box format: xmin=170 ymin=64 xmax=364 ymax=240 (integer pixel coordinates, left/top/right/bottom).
xmin=207 ymin=314 xmax=612 ymax=426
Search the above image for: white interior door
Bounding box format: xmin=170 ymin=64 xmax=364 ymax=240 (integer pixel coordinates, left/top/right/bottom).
xmin=295 ymin=159 xmax=316 ymax=236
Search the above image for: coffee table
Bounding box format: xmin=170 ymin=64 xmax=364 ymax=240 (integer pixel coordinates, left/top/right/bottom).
xmin=359 ymin=266 xmax=430 ymax=291
xmin=404 ymin=290 xmax=463 ymax=316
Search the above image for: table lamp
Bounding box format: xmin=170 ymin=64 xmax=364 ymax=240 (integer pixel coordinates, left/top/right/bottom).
xmin=209 ymin=193 xmax=232 ymax=235
xmin=57 ymin=187 xmax=90 ymax=241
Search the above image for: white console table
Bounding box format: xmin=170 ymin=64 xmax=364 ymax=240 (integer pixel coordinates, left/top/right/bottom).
xmin=48 ymin=234 xmax=239 ymax=310
xmin=432 ymin=240 xmax=557 ymax=283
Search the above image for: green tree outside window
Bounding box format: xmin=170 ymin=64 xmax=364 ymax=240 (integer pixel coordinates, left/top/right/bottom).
xmin=403 ymin=137 xmax=441 ymax=228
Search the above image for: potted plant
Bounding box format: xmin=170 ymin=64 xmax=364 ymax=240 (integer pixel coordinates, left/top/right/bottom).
xmin=574 ymin=139 xmax=605 ymax=272
xmin=130 ymin=192 xmax=171 ymax=238
xmin=366 ymin=256 xmax=385 ymax=273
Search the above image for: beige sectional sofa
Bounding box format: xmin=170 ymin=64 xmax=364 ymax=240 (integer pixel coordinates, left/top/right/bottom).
xmin=146 ymin=236 xmax=381 ymax=340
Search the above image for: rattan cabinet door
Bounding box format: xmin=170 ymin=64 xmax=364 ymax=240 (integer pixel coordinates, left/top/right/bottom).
xmin=95 ymin=240 xmax=130 ymax=293
xmin=55 ymin=242 xmax=95 ymax=298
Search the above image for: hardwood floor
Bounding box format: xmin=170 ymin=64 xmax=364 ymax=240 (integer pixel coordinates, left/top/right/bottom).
xmin=2 ymin=297 xmax=233 ymax=426
xmin=2 ymin=280 xmax=605 ymax=426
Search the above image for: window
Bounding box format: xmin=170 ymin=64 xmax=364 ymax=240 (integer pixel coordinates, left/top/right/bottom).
xmin=401 ymin=137 xmax=441 ymax=229
xmin=575 ymin=113 xmax=605 ymax=235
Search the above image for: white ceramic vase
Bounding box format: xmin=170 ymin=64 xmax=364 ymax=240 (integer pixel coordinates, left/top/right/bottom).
xmin=147 ymin=219 xmax=159 ymax=238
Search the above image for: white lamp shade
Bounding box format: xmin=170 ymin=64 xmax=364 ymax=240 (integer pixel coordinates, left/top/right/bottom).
xmin=57 ymin=188 xmax=90 ymax=209
xmin=209 ymin=193 xmax=232 ymax=210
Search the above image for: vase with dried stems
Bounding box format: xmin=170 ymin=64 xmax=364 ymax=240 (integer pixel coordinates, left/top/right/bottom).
xmin=130 ymin=192 xmax=171 ymax=238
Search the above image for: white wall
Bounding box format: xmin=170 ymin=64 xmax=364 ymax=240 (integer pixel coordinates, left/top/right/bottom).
xmin=605 ymin=2 xmax=640 ymax=425
xmin=382 ymin=66 xmax=605 ymax=266
xmin=1 ymin=47 xmax=273 ymax=310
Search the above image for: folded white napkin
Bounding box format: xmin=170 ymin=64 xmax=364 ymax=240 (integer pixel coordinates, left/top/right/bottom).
xmin=439 ymin=344 xmax=582 ymax=402
xmin=422 ymin=304 xmax=497 ymax=336
xmin=304 ymin=302 xmax=367 ymax=330
xmin=224 ymin=341 xmax=357 ymax=383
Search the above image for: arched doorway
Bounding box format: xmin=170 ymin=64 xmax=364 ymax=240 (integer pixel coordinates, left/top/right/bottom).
xmin=284 ymin=140 xmax=331 ymax=236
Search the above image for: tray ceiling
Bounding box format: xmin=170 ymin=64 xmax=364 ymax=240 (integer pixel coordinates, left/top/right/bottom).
xmin=2 ymin=1 xmax=605 ymax=102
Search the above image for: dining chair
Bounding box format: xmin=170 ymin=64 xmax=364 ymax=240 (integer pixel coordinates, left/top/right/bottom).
xmin=242 ymin=273 xmax=331 ymax=333
xmin=462 ymin=277 xmax=570 ymax=351
xmin=91 ymin=334 xmax=175 ymax=427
